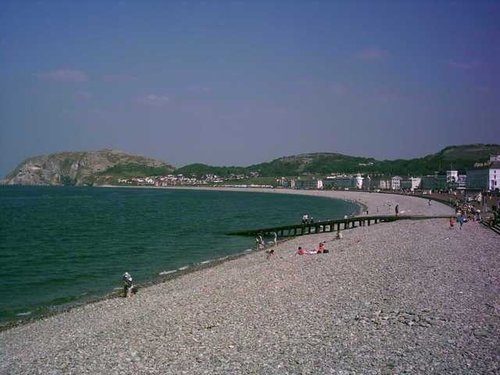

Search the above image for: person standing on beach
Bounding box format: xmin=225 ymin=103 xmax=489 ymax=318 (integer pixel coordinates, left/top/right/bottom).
xmin=122 ymin=272 xmax=135 ymax=297
xmin=395 ymin=204 xmax=399 ymax=216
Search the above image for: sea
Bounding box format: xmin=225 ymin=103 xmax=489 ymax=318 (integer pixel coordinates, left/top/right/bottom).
xmin=0 ymin=186 xmax=359 ymax=326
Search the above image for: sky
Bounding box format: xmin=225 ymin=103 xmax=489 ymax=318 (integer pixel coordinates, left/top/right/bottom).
xmin=1 ymin=0 xmax=499 ymax=175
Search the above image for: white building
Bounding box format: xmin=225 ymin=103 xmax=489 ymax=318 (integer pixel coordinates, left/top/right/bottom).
xmin=369 ymin=177 xmax=392 ymax=190
xmin=401 ymin=177 xmax=421 ymax=192
xmin=354 ymin=174 xmax=364 ymax=189
xmin=446 ymin=170 xmax=458 ymax=183
xmin=466 ymin=155 xmax=500 ymax=191
xmin=391 ymin=176 xmax=402 ymax=190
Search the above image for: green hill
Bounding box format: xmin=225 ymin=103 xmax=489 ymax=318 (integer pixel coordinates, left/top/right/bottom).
xmin=178 ymin=144 xmax=500 ymax=178
xmin=175 ymin=163 xmax=248 ymax=178
xmin=3 ymin=144 xmax=499 ymax=185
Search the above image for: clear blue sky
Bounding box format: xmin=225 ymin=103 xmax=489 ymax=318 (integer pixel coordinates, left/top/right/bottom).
xmin=1 ymin=0 xmax=499 ymax=175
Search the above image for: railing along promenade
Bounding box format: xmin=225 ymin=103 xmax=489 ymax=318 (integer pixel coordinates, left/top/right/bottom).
xmin=228 ymin=215 xmax=450 ymax=238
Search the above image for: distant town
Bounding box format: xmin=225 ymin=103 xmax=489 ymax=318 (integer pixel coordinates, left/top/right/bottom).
xmin=118 ymin=154 xmax=500 ymax=194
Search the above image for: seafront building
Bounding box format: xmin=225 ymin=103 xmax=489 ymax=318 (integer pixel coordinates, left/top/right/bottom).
xmin=391 ymin=176 xmax=402 ymax=190
xmin=466 ymin=155 xmax=500 ymax=191
xmin=366 ymin=176 xmax=392 ymax=190
xmin=400 ymin=177 xmax=422 ymax=192
xmin=291 ymin=177 xmax=322 ymax=190
xmin=421 ymin=174 xmax=447 ymax=191
xmin=116 ymin=154 xmax=500 ymax=195
xmin=322 ymin=175 xmax=362 ymax=190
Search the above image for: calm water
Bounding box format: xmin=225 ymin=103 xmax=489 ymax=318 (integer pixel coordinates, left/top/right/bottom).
xmin=0 ymin=186 xmax=358 ymax=325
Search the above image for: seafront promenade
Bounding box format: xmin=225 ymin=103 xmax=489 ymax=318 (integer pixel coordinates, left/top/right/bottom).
xmin=1 ymin=190 xmax=498 ymax=374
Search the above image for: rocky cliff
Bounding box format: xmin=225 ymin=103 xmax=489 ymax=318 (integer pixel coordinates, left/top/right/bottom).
xmin=2 ymin=149 xmax=175 ymax=186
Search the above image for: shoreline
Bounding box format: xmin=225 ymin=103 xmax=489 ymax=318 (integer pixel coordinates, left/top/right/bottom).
xmin=2 ymin=191 xmax=498 ymax=374
xmin=0 ymin=187 xmax=364 ymax=331
xmin=0 ymin=189 xmax=451 ymax=329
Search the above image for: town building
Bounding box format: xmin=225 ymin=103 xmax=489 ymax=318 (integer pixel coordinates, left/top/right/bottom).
xmin=446 ymin=170 xmax=458 ymax=184
xmin=391 ymin=176 xmax=402 ymax=190
xmin=369 ymin=177 xmax=392 ymax=190
xmin=354 ymin=174 xmax=364 ymax=189
xmin=466 ymin=155 xmax=500 ymax=191
xmin=400 ymin=177 xmax=421 ymax=192
xmin=421 ymin=174 xmax=447 ymax=191
xmin=322 ymin=175 xmax=359 ymax=190
xmin=291 ymin=178 xmax=321 ymax=190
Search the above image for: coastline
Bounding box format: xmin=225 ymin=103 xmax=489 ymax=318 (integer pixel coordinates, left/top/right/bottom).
xmin=0 ymin=186 xmax=362 ymax=331
xmin=100 ymin=185 xmax=452 ymax=217
xmin=1 ymin=191 xmax=498 ymax=374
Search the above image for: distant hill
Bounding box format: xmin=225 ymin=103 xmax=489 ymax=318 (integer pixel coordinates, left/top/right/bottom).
xmin=2 ymin=144 xmax=499 ymax=186
xmin=175 ymin=163 xmax=248 ymax=178
xmin=1 ymin=149 xmax=175 ymax=186
xmin=179 ymin=144 xmax=500 ymax=178
xmin=246 ymin=153 xmax=378 ymax=176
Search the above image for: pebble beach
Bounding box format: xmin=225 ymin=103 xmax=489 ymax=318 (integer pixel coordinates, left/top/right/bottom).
xmin=1 ymin=190 xmax=499 ymax=374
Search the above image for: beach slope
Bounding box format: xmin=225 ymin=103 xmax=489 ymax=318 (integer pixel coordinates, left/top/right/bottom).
xmin=1 ymin=192 xmax=498 ymax=374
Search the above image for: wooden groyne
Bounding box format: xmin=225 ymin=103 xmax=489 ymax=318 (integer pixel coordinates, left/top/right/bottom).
xmin=227 ymin=215 xmax=450 ymax=238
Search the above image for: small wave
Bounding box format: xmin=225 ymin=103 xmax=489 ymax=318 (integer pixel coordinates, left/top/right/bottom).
xmin=16 ymin=311 xmax=32 ymax=317
xmin=200 ymin=260 xmax=211 ymax=264
xmin=178 ymin=266 xmax=189 ymax=271
xmin=159 ymin=270 xmax=177 ymax=276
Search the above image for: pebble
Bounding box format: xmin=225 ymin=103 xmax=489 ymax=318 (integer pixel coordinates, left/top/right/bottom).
xmin=1 ymin=192 xmax=499 ymax=374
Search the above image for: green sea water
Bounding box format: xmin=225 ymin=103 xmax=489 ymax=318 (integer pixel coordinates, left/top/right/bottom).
xmin=0 ymin=186 xmax=358 ymax=326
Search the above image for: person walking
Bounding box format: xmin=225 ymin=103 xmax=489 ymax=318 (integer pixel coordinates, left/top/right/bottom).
xmin=458 ymin=214 xmax=465 ymax=229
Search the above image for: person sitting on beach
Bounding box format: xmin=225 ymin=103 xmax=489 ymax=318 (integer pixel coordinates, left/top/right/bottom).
xmin=296 ymin=246 xmax=318 ymax=255
xmin=317 ymin=242 xmax=329 ymax=254
xmin=266 ymin=248 xmax=275 ymax=259
xmin=336 ymin=230 xmax=343 ymax=240
xmin=449 ymin=217 xmax=455 ymax=229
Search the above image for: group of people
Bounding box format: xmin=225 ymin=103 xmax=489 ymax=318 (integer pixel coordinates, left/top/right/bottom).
xmin=448 ymin=201 xmax=486 ymax=230
xmin=301 ymin=213 xmax=314 ymax=224
xmin=296 ymin=242 xmax=330 ymax=255
xmin=256 ymin=232 xmax=278 ymax=250
xmin=265 ymin=231 xmax=343 ymax=258
xmin=449 ymin=215 xmax=465 ymax=230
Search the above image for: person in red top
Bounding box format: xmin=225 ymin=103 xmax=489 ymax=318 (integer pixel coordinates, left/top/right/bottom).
xmin=317 ymin=242 xmax=325 ymax=253
xmin=296 ymin=246 xmax=305 ymax=255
